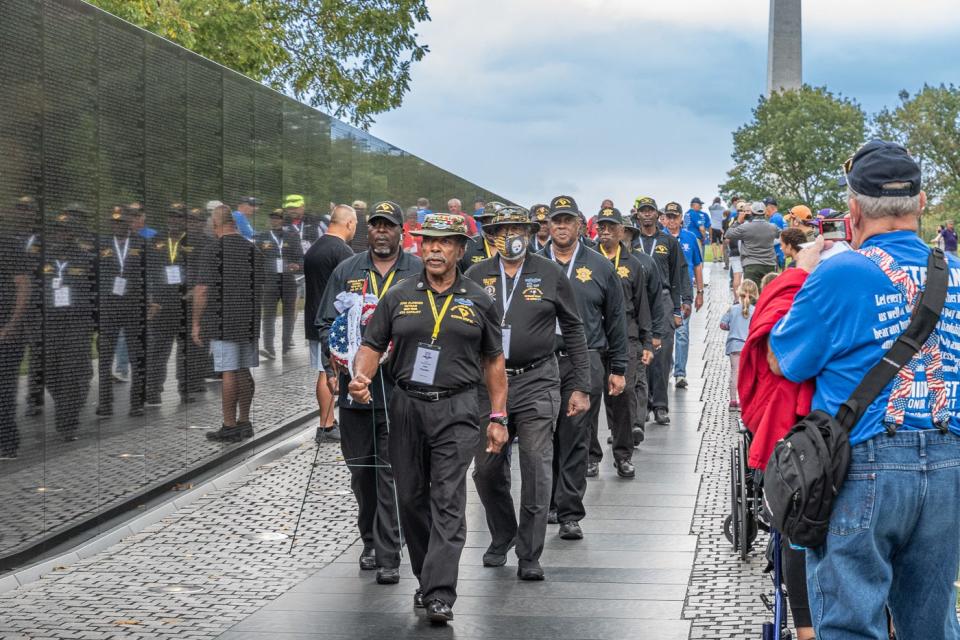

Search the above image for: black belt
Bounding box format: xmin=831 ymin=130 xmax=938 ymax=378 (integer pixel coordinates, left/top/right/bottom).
xmin=396 ymin=380 xmax=476 ymax=402
xmin=505 ymin=354 xmax=554 ymax=377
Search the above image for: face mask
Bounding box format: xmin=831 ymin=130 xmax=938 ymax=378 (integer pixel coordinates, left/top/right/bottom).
xmin=493 ymin=232 xmax=527 ymax=261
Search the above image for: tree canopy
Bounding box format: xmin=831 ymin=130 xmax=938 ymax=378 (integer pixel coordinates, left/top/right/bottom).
xmin=720 ymin=86 xmax=866 ymax=211
xmin=89 ymin=0 xmax=430 ymax=129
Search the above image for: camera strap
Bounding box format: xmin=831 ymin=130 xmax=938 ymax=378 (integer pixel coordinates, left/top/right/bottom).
xmin=834 ymin=248 xmax=949 ymax=433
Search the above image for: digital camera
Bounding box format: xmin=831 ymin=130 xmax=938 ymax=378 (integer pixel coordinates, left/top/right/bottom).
xmin=817 ymin=217 xmax=852 ymax=242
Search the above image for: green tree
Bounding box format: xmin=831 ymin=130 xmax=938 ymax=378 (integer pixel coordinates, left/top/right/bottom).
xmin=720 ymin=86 xmax=866 ymax=211
xmin=873 ymin=84 xmax=960 ymax=208
xmin=88 ymin=0 xmax=430 ymax=129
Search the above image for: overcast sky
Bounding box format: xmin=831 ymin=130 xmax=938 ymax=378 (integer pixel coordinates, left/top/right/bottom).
xmin=370 ymin=0 xmax=960 ymax=213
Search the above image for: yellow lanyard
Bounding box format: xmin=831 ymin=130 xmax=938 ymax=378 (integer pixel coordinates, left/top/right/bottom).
xmin=369 ymin=269 xmax=396 ymax=298
xmin=484 ymin=239 xmax=495 ymax=258
xmin=600 ymin=244 xmax=621 ymax=271
xmin=167 ymin=234 xmax=185 ymax=264
xmin=426 ymin=290 xmax=454 ymax=343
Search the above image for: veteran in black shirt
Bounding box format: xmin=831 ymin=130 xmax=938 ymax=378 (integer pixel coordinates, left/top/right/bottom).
xmin=316 ymin=201 xmax=415 ymax=583
xmin=458 ymin=201 xmax=503 ymax=272
xmin=633 ymin=197 xmax=686 ymax=426
xmin=257 ymin=209 xmax=304 ymax=357
xmin=466 ymin=206 xmax=589 ymax=581
xmin=350 ymin=213 xmax=507 ymax=625
xmin=539 ymin=195 xmax=627 ymax=542
xmin=527 ymin=204 xmax=551 ymax=253
xmin=594 ymin=207 xmax=654 ymax=478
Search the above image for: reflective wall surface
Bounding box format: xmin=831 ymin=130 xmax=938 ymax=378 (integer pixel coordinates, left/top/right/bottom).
xmin=0 ymin=0 xmax=506 ymax=567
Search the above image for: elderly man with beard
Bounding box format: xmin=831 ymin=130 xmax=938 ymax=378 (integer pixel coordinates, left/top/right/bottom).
xmin=317 ymin=201 xmax=416 ymax=584
xmin=539 ymin=195 xmax=627 ymax=539
xmin=350 ymin=213 xmax=507 ymax=624
xmin=466 ymin=206 xmax=589 ymax=580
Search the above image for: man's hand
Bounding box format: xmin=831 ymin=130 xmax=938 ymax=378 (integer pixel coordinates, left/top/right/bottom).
xmin=608 ymin=374 xmax=626 ymax=396
xmin=191 ymin=323 xmax=202 ymax=347
xmin=485 ymin=422 xmax=509 ymax=454
xmin=682 ymin=304 xmax=692 ymax=319
xmin=796 ymin=235 xmax=825 ymax=273
xmin=567 ymin=390 xmax=590 ymax=416
xmin=694 ymin=291 xmax=703 ymax=311
xmin=326 ymin=371 xmax=339 ymax=395
xmin=348 ymin=373 xmax=372 ymax=404
xmin=674 ymin=314 xmax=683 ymax=328
xmin=147 ymin=303 xmax=161 ymax=321
xmin=642 ymin=349 xmax=654 ymax=366
xmin=652 ymin=337 xmax=662 ymax=349
xmin=288 ymin=263 xmax=301 ymax=272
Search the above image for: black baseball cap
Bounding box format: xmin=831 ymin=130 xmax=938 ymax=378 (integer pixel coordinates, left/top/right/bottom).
xmin=530 ymin=204 xmax=550 ymax=223
xmin=238 ymin=196 xmax=261 ymax=206
xmin=663 ymin=202 xmax=684 ymax=217
xmin=549 ymin=195 xmax=579 ymax=218
xmin=844 ymin=139 xmax=922 ymax=198
xmin=368 ymin=200 xmax=403 ymax=225
xmin=596 ymin=207 xmax=624 ymax=225
xmin=762 ymin=196 xmax=778 ymax=206
xmin=634 ymin=196 xmax=658 ymax=211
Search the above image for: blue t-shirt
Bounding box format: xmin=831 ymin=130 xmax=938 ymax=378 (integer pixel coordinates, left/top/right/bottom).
xmin=768 ymin=211 xmax=785 ymax=261
xmin=232 ymin=211 xmax=256 ymax=240
xmin=769 ymin=230 xmax=960 ymax=445
xmin=674 ymin=229 xmax=702 ymax=281
xmin=684 ymin=209 xmax=710 ymax=241
xmin=416 ymin=208 xmax=433 ymax=224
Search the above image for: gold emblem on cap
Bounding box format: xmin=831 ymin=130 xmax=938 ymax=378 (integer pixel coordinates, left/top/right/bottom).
xmin=601 ymin=208 xmax=614 ymax=217
xmin=376 ymin=203 xmax=392 ymax=212
xmin=555 ymin=198 xmax=571 ymax=207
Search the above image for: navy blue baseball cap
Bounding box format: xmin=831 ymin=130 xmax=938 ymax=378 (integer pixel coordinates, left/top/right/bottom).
xmin=844 ymin=139 xmax=921 ymax=198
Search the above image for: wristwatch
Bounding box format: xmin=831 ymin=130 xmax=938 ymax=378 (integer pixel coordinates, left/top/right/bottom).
xmin=490 ymin=415 xmax=508 ymax=427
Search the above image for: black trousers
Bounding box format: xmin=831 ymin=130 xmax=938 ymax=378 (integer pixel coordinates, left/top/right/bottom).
xmin=98 ymin=309 xmax=145 ymax=411
xmin=595 ymin=338 xmax=639 ymax=464
xmin=473 ymin=358 xmax=560 ymax=563
xmin=0 ymin=335 xmax=26 ymax=452
xmin=388 ymin=388 xmax=479 ymax=606
xmin=261 ymin=274 xmax=298 ymax=352
xmin=48 ymin=327 xmax=93 ymax=433
xmin=648 ymin=290 xmax=676 ymax=411
xmin=551 ymin=350 xmax=603 ymax=523
xmin=146 ymin=301 xmax=186 ymax=400
xmin=339 ymin=406 xmax=402 ymax=570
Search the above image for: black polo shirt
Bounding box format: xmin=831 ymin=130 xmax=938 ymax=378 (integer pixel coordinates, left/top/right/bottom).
xmin=363 ymin=269 xmax=502 ymax=391
xmin=632 ymin=249 xmax=668 ymax=340
xmin=256 ymin=227 xmax=304 ymax=280
xmin=197 ymin=233 xmax=264 ymax=342
xmin=465 ymin=253 xmax=590 ymax=392
xmin=43 ymin=236 xmax=97 ymax=330
xmin=304 ymin=234 xmax=354 ymax=341
xmin=317 ymin=249 xmax=422 ymax=409
xmin=147 ymin=233 xmax=197 ymax=304
xmin=538 ymin=239 xmax=628 ymax=375
xmin=634 ymin=229 xmax=685 ymax=314
xmin=598 ymin=242 xmax=652 ymax=349
xmin=458 ymin=234 xmax=495 ymax=272
xmin=98 ymin=233 xmax=147 ymax=312
xmin=0 ymin=232 xmax=39 ymax=333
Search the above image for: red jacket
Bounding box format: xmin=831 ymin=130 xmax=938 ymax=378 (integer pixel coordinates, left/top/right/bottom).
xmin=738 ymin=268 xmax=815 ymax=470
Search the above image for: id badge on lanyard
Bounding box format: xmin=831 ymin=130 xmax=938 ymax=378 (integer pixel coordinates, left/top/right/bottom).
xmin=498 ymin=258 xmax=523 ymax=360
xmin=550 ymin=244 xmax=579 ymax=335
xmin=411 ymin=291 xmax=453 ymax=386
xmin=272 ymin=231 xmax=284 ymax=273
xmin=52 ymin=260 xmax=70 ymax=307
xmin=113 ymin=236 xmax=130 ymax=296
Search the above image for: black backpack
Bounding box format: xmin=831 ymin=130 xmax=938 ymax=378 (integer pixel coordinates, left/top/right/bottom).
xmin=763 ymin=248 xmax=949 ymax=548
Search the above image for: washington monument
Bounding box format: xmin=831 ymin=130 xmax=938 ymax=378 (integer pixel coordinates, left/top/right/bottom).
xmin=767 ymin=0 xmax=802 ymax=94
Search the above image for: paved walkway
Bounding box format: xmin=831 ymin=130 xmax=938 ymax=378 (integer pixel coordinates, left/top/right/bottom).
xmin=0 ymin=264 xmax=778 ymax=639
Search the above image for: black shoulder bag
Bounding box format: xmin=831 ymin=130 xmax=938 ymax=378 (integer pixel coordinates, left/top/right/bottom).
xmin=763 ymin=248 xmax=949 ymax=548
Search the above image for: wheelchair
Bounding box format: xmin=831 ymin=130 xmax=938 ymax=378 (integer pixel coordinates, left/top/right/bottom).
xmin=723 ymin=422 xmax=766 ymax=561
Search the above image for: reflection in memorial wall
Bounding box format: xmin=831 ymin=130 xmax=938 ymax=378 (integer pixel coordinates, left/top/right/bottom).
xmin=0 ymin=0 xmax=506 ymax=567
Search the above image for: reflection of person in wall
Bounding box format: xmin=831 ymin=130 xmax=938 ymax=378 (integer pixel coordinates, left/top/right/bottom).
xmin=97 ymin=204 xmax=148 ymax=418
xmin=0 ymin=198 xmax=38 ymax=459
xmin=44 ymin=207 xmax=97 ymax=442
xmin=192 ymin=204 xmax=264 ymax=442
xmin=257 ymin=209 xmax=303 ymax=358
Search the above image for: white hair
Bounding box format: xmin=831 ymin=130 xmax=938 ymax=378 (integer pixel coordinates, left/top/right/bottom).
xmin=447 ymin=198 xmax=462 ymax=209
xmin=848 ymin=186 xmax=921 ymax=219
xmin=331 ymin=204 xmax=357 ymax=225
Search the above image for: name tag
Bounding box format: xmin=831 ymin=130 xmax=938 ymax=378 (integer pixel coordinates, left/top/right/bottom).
xmin=502 ymin=325 xmax=511 ymax=360
xmin=301 ymin=240 xmax=312 ymax=253
xmin=165 ymin=265 xmax=182 ymax=285
xmin=112 ymin=276 xmax=127 ymax=296
xmin=275 ymin=259 xmax=284 ymax=274
xmin=54 ymin=287 xmax=71 ymax=308
xmin=410 ymin=343 xmax=441 ymax=386
xmin=52 ymin=277 xmax=63 ymax=290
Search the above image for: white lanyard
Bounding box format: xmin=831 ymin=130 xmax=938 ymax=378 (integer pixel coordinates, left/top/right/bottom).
xmin=498 ymin=258 xmax=524 ymax=325
xmin=292 ymin=223 xmax=304 ymax=240
xmin=549 ymin=242 xmax=580 ymax=280
xmin=640 ymin=235 xmax=658 ymax=256
xmin=55 ymin=260 xmax=68 ymax=280
xmin=25 ymin=235 xmax=36 ymax=252
xmin=270 ymin=231 xmax=284 ymax=257
xmin=113 ymin=236 xmax=130 ymax=274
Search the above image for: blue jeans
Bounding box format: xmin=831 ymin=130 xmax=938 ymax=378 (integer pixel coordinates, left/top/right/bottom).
xmin=114 ymin=329 xmax=129 ymax=376
xmin=673 ymin=313 xmax=690 ymax=378
xmin=805 ymin=430 xmax=960 ymax=639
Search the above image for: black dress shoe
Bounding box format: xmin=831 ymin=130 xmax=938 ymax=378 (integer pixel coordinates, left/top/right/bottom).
xmin=482 ymin=538 xmax=515 ymax=567
xmin=615 ymin=459 xmax=635 ymax=478
xmin=95 ymin=405 xmax=113 ymax=417
xmin=414 ymin=589 xmax=425 ymax=609
xmin=426 ymin=600 xmax=453 ymax=624
xmin=606 ymin=434 xmax=613 ymax=444
xmin=376 ymin=567 xmax=400 ymax=584
xmin=654 ymin=407 xmax=670 ymax=425
xmin=558 ymin=521 xmax=583 ymax=540
xmin=205 ymin=425 xmax=249 ymax=443
xmin=517 ymin=559 xmax=544 ymax=581
xmin=585 ymin=461 xmax=599 ymax=477
xmin=359 ymin=546 xmax=376 ymax=570
xmin=632 ymin=425 xmax=645 ymax=446
xmin=547 ymin=509 xmax=558 ymax=525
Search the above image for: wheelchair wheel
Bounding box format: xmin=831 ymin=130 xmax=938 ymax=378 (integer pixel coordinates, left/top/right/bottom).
xmin=729 ymin=447 xmax=741 ymax=553
xmin=737 ymin=442 xmax=751 ymax=561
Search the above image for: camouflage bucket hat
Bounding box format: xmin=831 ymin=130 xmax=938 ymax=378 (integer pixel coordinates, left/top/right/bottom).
xmin=410 ymin=213 xmax=471 ymax=239
xmin=483 ymin=206 xmax=538 ymax=233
